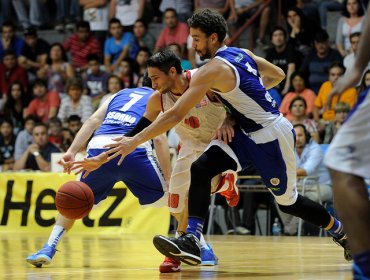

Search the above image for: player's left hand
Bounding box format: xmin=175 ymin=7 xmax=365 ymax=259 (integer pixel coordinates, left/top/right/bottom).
xmin=103 ymin=136 xmax=138 ymax=166
xmin=70 ymin=153 xmax=109 ymax=178
xmin=213 ymin=115 xmax=235 ymax=143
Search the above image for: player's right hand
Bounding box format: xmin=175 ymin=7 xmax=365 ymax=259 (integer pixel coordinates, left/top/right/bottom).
xmin=70 ymin=153 xmax=109 ymax=179
xmin=213 ymin=115 xmax=235 ymax=143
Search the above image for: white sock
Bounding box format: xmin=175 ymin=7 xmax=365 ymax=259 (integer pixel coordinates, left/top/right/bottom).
xmin=199 ymin=234 xmax=208 ymax=249
xmin=47 ymin=225 xmax=66 ymax=248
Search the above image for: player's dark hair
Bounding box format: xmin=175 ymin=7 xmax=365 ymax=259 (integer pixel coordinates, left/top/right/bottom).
xmin=187 ymin=9 xmax=228 ymax=43
xmin=141 ymin=71 xmax=152 ymax=87
xmin=146 ymin=49 xmax=182 ymax=74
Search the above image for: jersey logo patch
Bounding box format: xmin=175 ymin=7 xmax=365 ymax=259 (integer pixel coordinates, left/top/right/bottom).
xmin=184 ymin=116 xmax=200 ymax=128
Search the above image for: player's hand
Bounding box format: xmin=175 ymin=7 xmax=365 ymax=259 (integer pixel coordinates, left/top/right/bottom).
xmin=58 ymin=151 xmax=75 ymax=174
xmin=213 ymin=116 xmax=235 ymax=143
xmin=70 ymin=153 xmax=108 ymax=179
xmin=326 ymin=68 xmax=362 ymax=107
xmin=103 ymin=136 xmax=138 ymax=166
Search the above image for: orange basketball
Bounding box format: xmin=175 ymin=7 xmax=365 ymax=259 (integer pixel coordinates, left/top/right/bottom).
xmin=55 ymin=181 xmax=94 ymax=219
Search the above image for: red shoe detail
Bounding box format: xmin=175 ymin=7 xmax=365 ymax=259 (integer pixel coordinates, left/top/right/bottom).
xmin=219 ymin=173 xmax=240 ymax=207
xmin=159 ymin=256 xmax=181 ymax=273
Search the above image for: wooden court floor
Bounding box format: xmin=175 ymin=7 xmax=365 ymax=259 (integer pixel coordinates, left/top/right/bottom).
xmin=0 ymin=233 xmax=352 ymax=280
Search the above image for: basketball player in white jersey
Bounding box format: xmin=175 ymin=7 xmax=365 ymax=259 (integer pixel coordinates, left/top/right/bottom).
xmin=325 ymin=3 xmax=370 ymax=278
xmin=84 ymin=9 xmax=351 ymax=266
xmin=73 ymin=49 xmax=240 ymax=273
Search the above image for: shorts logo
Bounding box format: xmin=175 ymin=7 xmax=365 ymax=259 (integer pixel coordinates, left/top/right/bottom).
xmin=270 ymin=178 xmax=280 ymax=186
xmin=168 ymin=193 xmax=180 ymax=208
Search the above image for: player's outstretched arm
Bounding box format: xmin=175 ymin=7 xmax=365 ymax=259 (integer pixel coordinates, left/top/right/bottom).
xmin=105 ymin=67 xmax=214 ymax=165
xmin=244 ymin=49 xmax=285 ymax=90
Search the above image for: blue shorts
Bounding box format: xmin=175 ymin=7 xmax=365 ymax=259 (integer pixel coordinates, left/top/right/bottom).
xmin=80 ymin=146 xmax=167 ymax=206
xmin=208 ymin=116 xmax=298 ymax=205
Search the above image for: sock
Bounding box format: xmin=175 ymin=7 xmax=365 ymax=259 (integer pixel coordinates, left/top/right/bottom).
xmin=324 ymin=216 xmax=344 ymax=239
xmin=199 ymin=234 xmax=208 ymax=249
xmin=47 ymin=225 xmax=66 ymax=248
xmin=187 ymin=217 xmax=204 ymax=240
xmin=354 ymin=250 xmax=370 ymax=276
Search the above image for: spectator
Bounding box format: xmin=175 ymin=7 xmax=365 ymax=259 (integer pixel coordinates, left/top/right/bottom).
xmin=322 ymin=102 xmax=350 ymax=144
xmin=228 ymin=0 xmax=271 ymax=48
xmin=13 ymin=122 xmax=61 ymax=171
xmin=26 ymin=79 xmax=60 ymax=123
xmin=11 ymin=0 xmax=49 ymax=29
xmin=0 ymin=118 xmax=15 ymax=171
xmin=195 ymin=0 xmax=231 ymax=18
xmin=80 ymin=0 xmax=109 ymax=47
xmin=48 ymin=117 xmax=63 ymax=147
xmin=64 ymin=21 xmax=102 ymax=73
xmin=336 ymin=0 xmax=365 ymax=57
xmin=66 ymin=114 xmax=82 ymax=135
xmin=58 ymin=77 xmax=93 ymax=124
xmin=37 ymin=43 xmax=75 ymax=94
xmin=358 ymin=69 xmax=370 ymax=93
xmin=343 ymin=32 xmax=370 ymax=83
xmin=134 ymin=47 xmax=151 ymax=76
xmin=168 ymin=43 xmax=192 ymax=70
xmin=117 ymin=58 xmax=139 ymax=88
xmin=300 ymin=29 xmax=342 ymax=93
xmin=14 ymin=115 xmax=37 ymax=161
xmin=313 ymin=62 xmax=357 ymax=122
xmin=265 ymin=26 xmax=301 ymax=95
xmin=0 ymin=21 xmax=25 ymax=60
xmin=154 ymin=8 xmax=189 ymax=56
xmin=279 ymin=123 xmax=332 ymax=235
xmin=104 ymin=18 xmax=134 ymax=74
xmin=131 ymin=19 xmax=156 ymax=56
xmin=289 ymin=96 xmax=320 ymax=143
xmin=279 ymin=71 xmax=316 ymax=121
xmin=0 ymin=49 xmax=28 ymax=96
xmin=84 ymin=54 xmax=109 ymax=109
xmin=54 ymin=0 xmax=81 ymax=32
xmin=319 ymin=0 xmax=344 ymax=30
xmin=109 ymin=0 xmax=145 ymax=32
xmin=286 ymin=7 xmax=319 ymax=56
xmin=159 ymin=0 xmax=193 ymax=23
xmin=18 ymin=27 xmax=50 ymax=81
xmin=2 ymin=81 xmax=29 ymax=135
xmin=98 ymin=74 xmax=123 ymax=107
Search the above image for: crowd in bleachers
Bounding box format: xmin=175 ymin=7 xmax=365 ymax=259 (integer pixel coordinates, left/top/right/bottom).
xmin=0 ymin=1 xmax=369 ymax=234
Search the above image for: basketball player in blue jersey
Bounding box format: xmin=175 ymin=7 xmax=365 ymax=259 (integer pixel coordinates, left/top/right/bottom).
xmin=324 ymin=3 xmax=370 ymax=278
xmin=89 ymin=9 xmax=351 ymax=265
xmin=26 ymin=76 xmax=171 ymax=267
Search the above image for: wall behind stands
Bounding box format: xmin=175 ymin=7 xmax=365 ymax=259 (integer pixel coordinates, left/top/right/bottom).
xmin=0 ymin=173 xmax=170 ymax=235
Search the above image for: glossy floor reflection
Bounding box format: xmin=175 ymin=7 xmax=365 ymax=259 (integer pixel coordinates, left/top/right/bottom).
xmin=0 ymin=233 xmax=352 ymax=280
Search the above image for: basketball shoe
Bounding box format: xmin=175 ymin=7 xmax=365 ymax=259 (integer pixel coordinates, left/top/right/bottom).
xmin=26 ymin=243 xmax=56 ymax=267
xmin=200 ymin=243 xmax=219 ymax=265
xmin=218 ymin=171 xmax=240 ymax=207
xmin=333 ymin=235 xmax=352 ymax=261
xmin=153 ymin=233 xmax=201 ymax=265
xmin=159 ymin=256 xmax=181 ymax=273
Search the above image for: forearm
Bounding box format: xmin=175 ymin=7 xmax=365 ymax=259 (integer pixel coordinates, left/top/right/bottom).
xmin=13 ymin=152 xmax=29 ymax=170
xmin=125 ymin=117 xmax=152 ymax=137
xmin=35 ymin=156 xmax=51 ymax=171
xmin=153 ymin=134 xmax=172 ymax=183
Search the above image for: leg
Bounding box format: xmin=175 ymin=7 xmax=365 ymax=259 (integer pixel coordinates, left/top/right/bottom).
xmin=11 ymin=0 xmax=30 ymax=28
xmin=329 ymin=169 xmax=370 ymax=268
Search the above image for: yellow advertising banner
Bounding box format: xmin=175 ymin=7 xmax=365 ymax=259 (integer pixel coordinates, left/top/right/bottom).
xmin=0 ymin=173 xmax=170 ymax=235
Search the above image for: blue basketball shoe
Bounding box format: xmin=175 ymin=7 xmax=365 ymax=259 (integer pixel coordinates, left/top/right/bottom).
xmin=353 ymin=264 xmax=370 ymax=280
xmin=26 ymin=243 xmax=56 ymax=267
xmin=201 ymin=243 xmax=219 ymax=266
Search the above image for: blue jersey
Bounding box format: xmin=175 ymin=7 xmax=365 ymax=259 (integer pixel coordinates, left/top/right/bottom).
xmin=94 ymin=87 xmax=154 ymax=136
xmin=213 ymin=46 xmax=280 ymax=133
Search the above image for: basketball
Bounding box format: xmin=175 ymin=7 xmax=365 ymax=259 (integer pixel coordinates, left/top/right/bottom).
xmin=55 ymin=181 xmax=94 ymax=219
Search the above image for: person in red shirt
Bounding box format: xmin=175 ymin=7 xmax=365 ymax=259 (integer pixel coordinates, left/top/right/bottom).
xmin=26 ymin=79 xmax=60 ymax=123
xmin=0 ymin=49 xmax=28 ymax=96
xmin=63 ymin=21 xmax=102 ymax=73
xmin=154 ymin=8 xmax=189 ymax=57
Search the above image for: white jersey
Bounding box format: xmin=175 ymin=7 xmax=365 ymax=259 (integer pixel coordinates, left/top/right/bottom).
xmin=161 ymin=70 xmax=226 ymax=150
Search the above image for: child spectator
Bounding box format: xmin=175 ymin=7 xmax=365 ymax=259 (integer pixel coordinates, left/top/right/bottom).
xmin=14 ymin=115 xmax=37 ymax=161
xmin=26 ymin=79 xmax=60 ymax=123
xmin=99 ymin=75 xmax=123 ymax=107
xmin=322 ymin=102 xmax=350 ymax=144
xmin=0 ymin=118 xmax=15 ymax=171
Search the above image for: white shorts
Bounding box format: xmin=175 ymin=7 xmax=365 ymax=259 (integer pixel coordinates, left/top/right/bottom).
xmin=325 ymin=90 xmax=370 ymax=178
